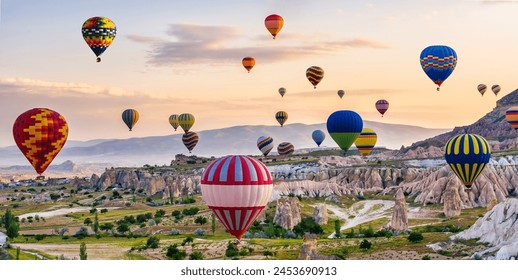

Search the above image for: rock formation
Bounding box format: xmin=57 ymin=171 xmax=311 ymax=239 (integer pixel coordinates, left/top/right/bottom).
xmin=443 ymin=178 xmax=462 ymax=217
xmin=313 ymin=204 xmax=328 ymax=225
xmin=451 ymin=198 xmax=518 ymax=260
xmin=298 ymin=234 xmax=340 ymax=260
xmin=390 ymin=188 xmax=408 ymax=232
xmin=273 ymin=197 xmax=301 ymax=230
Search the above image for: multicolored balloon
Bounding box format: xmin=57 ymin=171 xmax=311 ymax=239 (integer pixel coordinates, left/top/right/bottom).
xmin=242 ymin=57 xmax=255 ymax=73
xmin=257 ymin=136 xmax=274 ymax=156
xmin=326 ymin=110 xmax=363 ymax=153
xmin=201 ymin=155 xmax=273 ymax=240
xmin=477 ymin=84 xmax=487 ymax=96
xmin=312 ymin=130 xmax=325 ymax=147
xmin=275 ymin=111 xmax=288 ymax=127
xmin=306 ymin=66 xmax=324 ymax=89
xmin=122 ymin=109 xmax=139 ymax=131
xmin=182 ymin=131 xmax=199 ymax=153
xmin=169 ymin=114 xmax=179 ymax=131
xmin=279 ymin=87 xmax=286 ymax=98
xmin=492 ymin=85 xmax=501 ymax=96
xmin=178 ymin=113 xmax=195 ymax=133
xmin=337 ymin=90 xmax=345 ymax=99
xmin=375 ymin=99 xmax=389 ymax=117
xmin=264 ymin=14 xmax=284 ymax=39
xmin=444 ymin=134 xmax=491 ymax=189
xmin=13 ymin=108 xmax=68 ymax=175
xmin=354 ymin=128 xmax=377 ymax=156
xmin=277 ymin=142 xmax=294 ymax=156
xmin=82 ymin=16 xmax=116 ymax=62
xmin=420 ymin=45 xmax=457 ymax=91
xmin=505 ymin=106 xmax=518 ymax=130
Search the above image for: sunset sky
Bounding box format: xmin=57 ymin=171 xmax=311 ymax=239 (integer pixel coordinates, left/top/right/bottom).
xmin=1 ymin=0 xmax=518 ymax=147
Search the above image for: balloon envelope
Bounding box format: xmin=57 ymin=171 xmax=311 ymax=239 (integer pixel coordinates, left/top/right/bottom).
xmin=326 ymin=110 xmax=363 ymax=152
xmin=169 ymin=114 xmax=179 ymax=131
xmin=278 ymin=87 xmax=286 ymax=98
xmin=122 ymin=109 xmax=139 ymax=131
xmin=178 ymin=113 xmax=195 ymax=133
xmin=492 ymin=85 xmax=501 ymax=96
xmin=257 ymin=136 xmax=274 ymax=156
xmin=312 ymin=130 xmax=325 ymax=147
xmin=420 ymin=45 xmax=457 ymax=90
xmin=275 ymin=111 xmax=288 ymax=127
xmin=182 ymin=131 xmax=199 ymax=153
xmin=82 ymin=16 xmax=116 ymax=62
xmin=277 ymin=142 xmax=294 ymax=156
xmin=306 ymin=66 xmax=324 ymax=89
xmin=242 ymin=57 xmax=255 ymax=73
xmin=13 ymin=108 xmax=68 ymax=175
xmin=201 ymin=155 xmax=273 ymax=240
xmin=477 ymin=84 xmax=487 ymax=96
xmin=444 ymin=134 xmax=491 ymax=188
xmin=354 ymin=128 xmax=377 ymax=156
xmin=337 ymin=90 xmax=345 ymax=99
xmin=264 ymin=14 xmax=284 ymax=39
xmin=505 ymin=106 xmax=518 ymax=130
xmin=375 ymin=99 xmax=389 ymax=117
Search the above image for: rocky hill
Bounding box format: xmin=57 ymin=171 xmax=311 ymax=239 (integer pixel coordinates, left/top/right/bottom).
xmin=398 ymin=89 xmax=518 ymax=158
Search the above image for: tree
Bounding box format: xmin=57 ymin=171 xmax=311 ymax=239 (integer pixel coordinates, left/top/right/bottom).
xmin=3 ymin=209 xmax=20 ymax=239
xmin=154 ymin=209 xmax=166 ymax=219
xmin=334 ymin=219 xmax=341 ymax=238
xmin=16 ymin=247 xmax=20 ymax=260
xmin=225 ymin=242 xmax=239 ymax=258
xmin=359 ymin=239 xmax=372 ymax=250
xmin=93 ymin=212 xmax=99 ymax=233
xmin=172 ymin=210 xmax=182 ymax=219
xmin=74 ymin=226 xmax=89 ymax=239
xmin=189 ymin=251 xmax=204 ymax=260
xmin=408 ymin=231 xmax=424 ymax=243
xmin=165 ymin=244 xmax=187 ymax=260
xmin=117 ymin=223 xmax=130 ymax=234
xmin=182 ymin=236 xmax=194 ymax=246
xmin=79 ymin=242 xmax=87 ymax=260
xmin=100 ymin=223 xmax=113 ymax=233
xmin=84 ymin=217 xmax=92 ymax=226
xmin=146 ymin=236 xmax=160 ymax=249
xmin=194 ymin=216 xmax=207 ymax=225
xmin=211 ymin=214 xmax=216 ymax=235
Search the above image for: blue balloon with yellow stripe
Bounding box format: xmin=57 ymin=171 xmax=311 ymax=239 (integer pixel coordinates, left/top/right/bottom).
xmin=444 ymin=134 xmax=491 ymax=189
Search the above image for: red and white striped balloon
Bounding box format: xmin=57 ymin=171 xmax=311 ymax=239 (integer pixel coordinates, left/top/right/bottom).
xmin=201 ymin=155 xmax=273 ymax=240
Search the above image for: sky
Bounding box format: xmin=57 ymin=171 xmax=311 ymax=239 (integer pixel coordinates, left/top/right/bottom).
xmin=1 ymin=0 xmax=518 ymax=147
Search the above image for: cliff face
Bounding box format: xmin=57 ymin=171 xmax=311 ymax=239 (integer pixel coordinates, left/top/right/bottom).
xmin=91 ymin=168 xmax=200 ymax=196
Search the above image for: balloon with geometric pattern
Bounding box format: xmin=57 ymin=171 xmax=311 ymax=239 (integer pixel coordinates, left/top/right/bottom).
xmin=275 ymin=111 xmax=288 ymax=127
xmin=13 ymin=108 xmax=68 ymax=175
xmin=82 ymin=16 xmax=116 ymax=62
xmin=257 ymin=136 xmax=274 ymax=156
xmin=444 ymin=134 xmax=491 ymax=189
xmin=264 ymin=14 xmax=284 ymax=39
xmin=306 ymin=66 xmax=324 ymax=89
xmin=420 ymin=45 xmax=457 ymax=91
xmin=122 ymin=109 xmax=139 ymax=131
xmin=201 ymin=155 xmax=273 ymax=240
xmin=505 ymin=106 xmax=518 ymax=130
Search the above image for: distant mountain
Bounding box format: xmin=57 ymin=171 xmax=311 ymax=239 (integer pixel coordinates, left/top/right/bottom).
xmin=400 ymin=89 xmax=518 ymax=157
xmin=0 ymin=121 xmax=448 ymax=167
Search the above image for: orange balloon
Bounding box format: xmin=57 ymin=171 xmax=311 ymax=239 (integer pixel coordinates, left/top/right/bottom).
xmin=264 ymin=14 xmax=284 ymax=39
xmin=242 ymin=56 xmax=256 ymax=73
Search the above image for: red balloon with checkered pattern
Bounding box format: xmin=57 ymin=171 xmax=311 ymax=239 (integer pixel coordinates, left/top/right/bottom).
xmin=13 ymin=108 xmax=68 ymax=175
xmin=201 ymin=155 xmax=273 ymax=240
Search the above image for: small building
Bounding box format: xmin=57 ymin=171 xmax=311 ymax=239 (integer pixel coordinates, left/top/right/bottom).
xmin=0 ymin=232 xmax=7 ymax=248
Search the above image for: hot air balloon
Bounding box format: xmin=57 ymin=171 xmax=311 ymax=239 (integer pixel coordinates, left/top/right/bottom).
xmin=182 ymin=131 xmax=199 ymax=153
xmin=82 ymin=16 xmax=116 ymax=62
xmin=277 ymin=142 xmax=294 ymax=156
xmin=354 ymin=128 xmax=377 ymax=156
xmin=306 ymin=66 xmax=324 ymax=89
xmin=326 ymin=110 xmax=363 ymax=153
xmin=169 ymin=114 xmax=179 ymax=131
xmin=264 ymin=14 xmax=284 ymax=39
xmin=492 ymin=85 xmax=501 ymax=96
xmin=420 ymin=45 xmax=457 ymax=91
xmin=477 ymin=84 xmax=487 ymax=96
xmin=122 ymin=109 xmax=139 ymax=131
xmin=201 ymin=155 xmax=273 ymax=240
xmin=337 ymin=90 xmax=345 ymax=99
xmin=242 ymin=57 xmax=255 ymax=73
xmin=312 ymin=130 xmax=325 ymax=147
xmin=279 ymin=87 xmax=286 ymax=98
xmin=13 ymin=108 xmax=68 ymax=176
xmin=375 ymin=99 xmax=389 ymax=117
xmin=178 ymin=113 xmax=195 ymax=133
xmin=275 ymin=111 xmax=288 ymax=127
xmin=444 ymin=134 xmax=491 ymax=189
xmin=505 ymin=106 xmax=518 ymax=130
xmin=257 ymin=136 xmax=274 ymax=156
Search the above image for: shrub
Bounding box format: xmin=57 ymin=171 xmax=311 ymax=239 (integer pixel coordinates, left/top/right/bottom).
xmin=165 ymin=244 xmax=187 ymax=260
xmin=74 ymin=226 xmax=89 ymax=239
xmin=284 ymin=230 xmax=297 ymax=239
xmin=194 ymin=216 xmax=207 ymax=225
xmin=422 ymin=255 xmax=431 ymax=260
xmin=182 ymin=207 xmax=199 ymax=216
xmin=408 ymin=231 xmax=424 ymax=243
xmin=293 ymin=217 xmax=323 ymax=236
xmin=35 ymin=234 xmax=46 ymax=241
xmin=170 ymin=229 xmax=181 ymax=235
xmin=194 ymin=228 xmax=205 ymax=236
xmin=189 ymin=251 xmax=204 ymax=260
xmin=359 ymin=239 xmax=372 ymax=250
xmin=148 ymin=219 xmax=156 ymax=226
xmin=146 ymin=236 xmax=160 ymax=249
xmin=100 ymin=208 xmax=108 ymax=214
xmin=225 ymin=242 xmax=239 ymax=258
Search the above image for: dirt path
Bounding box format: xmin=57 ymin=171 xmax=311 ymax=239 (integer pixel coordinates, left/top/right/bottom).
xmin=13 ymin=243 xmax=128 ymax=260
xmin=326 ymin=200 xmax=395 ymax=238
xmin=18 ymin=207 xmax=120 ymax=219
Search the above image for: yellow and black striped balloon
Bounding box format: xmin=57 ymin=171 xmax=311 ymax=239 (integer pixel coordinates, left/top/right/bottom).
xmin=306 ymin=66 xmax=324 ymax=89
xmin=178 ymin=113 xmax=195 ymax=133
xmin=444 ymin=134 xmax=491 ymax=188
xmin=122 ymin=109 xmax=139 ymax=131
xmin=275 ymin=111 xmax=288 ymax=127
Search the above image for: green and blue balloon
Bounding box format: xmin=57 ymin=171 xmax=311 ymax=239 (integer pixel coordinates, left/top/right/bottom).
xmin=326 ymin=110 xmax=363 ymax=153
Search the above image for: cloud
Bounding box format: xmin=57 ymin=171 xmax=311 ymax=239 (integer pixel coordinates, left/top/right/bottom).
xmin=127 ymin=24 xmax=390 ymax=67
